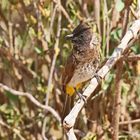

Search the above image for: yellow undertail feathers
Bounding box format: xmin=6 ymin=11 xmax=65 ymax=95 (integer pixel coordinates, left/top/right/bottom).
xmin=66 ymin=83 xmax=82 ymax=96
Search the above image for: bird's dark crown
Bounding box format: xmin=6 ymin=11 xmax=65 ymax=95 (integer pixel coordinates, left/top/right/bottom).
xmin=65 ymin=22 xmax=93 ymax=50
xmin=72 ymin=22 xmax=91 ymax=37
xmin=70 ymin=22 xmax=92 ymax=46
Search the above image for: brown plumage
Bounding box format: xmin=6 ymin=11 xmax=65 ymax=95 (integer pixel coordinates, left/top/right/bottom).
xmin=61 ymin=22 xmax=101 ymax=120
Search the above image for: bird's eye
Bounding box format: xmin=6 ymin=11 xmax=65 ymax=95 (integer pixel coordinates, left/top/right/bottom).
xmin=80 ymin=34 xmax=83 ymax=38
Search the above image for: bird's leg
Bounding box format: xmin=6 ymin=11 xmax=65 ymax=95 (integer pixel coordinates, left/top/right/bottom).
xmin=74 ymin=88 xmax=86 ymax=103
xmin=94 ymin=73 xmax=102 ymax=83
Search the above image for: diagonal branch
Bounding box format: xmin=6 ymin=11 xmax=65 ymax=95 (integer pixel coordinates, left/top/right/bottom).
xmin=63 ymin=19 xmax=140 ymax=139
xmin=0 ymin=83 xmax=61 ymax=123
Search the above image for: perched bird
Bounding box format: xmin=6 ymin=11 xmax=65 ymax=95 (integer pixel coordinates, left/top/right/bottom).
xmin=61 ymin=22 xmax=101 ymax=120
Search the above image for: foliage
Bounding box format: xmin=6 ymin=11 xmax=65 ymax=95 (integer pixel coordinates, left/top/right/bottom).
xmin=0 ymin=0 xmax=140 ymax=140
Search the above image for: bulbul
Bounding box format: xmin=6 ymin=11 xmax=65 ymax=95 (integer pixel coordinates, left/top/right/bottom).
xmin=61 ymin=22 xmax=101 ymax=120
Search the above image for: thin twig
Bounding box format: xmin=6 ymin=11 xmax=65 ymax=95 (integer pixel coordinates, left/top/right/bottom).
xmin=122 ymin=54 xmax=140 ymax=61
xmin=104 ymin=0 xmax=111 ymax=57
xmin=121 ymin=7 xmax=130 ymax=38
xmin=0 ymin=83 xmax=61 ymax=123
xmin=8 ymin=22 xmax=14 ymax=53
xmin=94 ymin=0 xmax=100 ymax=34
xmin=42 ymin=1 xmax=62 ymax=139
xmin=53 ymin=0 xmax=73 ymax=25
xmin=0 ymin=118 xmax=25 ymax=140
xmin=119 ymin=119 xmax=140 ymax=125
xmin=112 ymin=61 xmax=123 ymax=140
xmin=130 ymin=0 xmax=140 ymax=19
xmin=42 ymin=117 xmax=48 ymax=140
xmin=49 ymin=4 xmax=58 ymax=38
xmin=82 ymin=0 xmax=89 ymax=17
xmin=45 ymin=1 xmax=61 ymax=106
xmin=130 ymin=6 xmax=138 ymax=19
xmin=120 ymin=130 xmax=140 ymax=138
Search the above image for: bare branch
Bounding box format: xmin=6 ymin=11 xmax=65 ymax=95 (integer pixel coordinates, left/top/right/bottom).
xmin=0 ymin=118 xmax=25 ymax=140
xmin=119 ymin=119 xmax=140 ymax=125
xmin=53 ymin=0 xmax=73 ymax=25
xmin=122 ymin=54 xmax=140 ymax=61
xmin=94 ymin=0 xmax=101 ymax=34
xmin=42 ymin=117 xmax=49 ymax=140
xmin=8 ymin=22 xmax=14 ymax=53
xmin=66 ymin=128 xmax=77 ymax=140
xmin=45 ymin=2 xmax=61 ymax=105
xmin=42 ymin=1 xmax=62 ymax=139
xmin=112 ymin=61 xmax=123 ymax=140
xmin=0 ymin=83 xmax=61 ymax=123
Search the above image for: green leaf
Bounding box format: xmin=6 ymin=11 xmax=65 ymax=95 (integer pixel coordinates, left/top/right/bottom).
xmin=5 ymin=91 xmax=18 ymax=101
xmin=116 ymin=0 xmax=125 ymax=12
xmin=111 ymin=28 xmax=122 ymax=42
xmin=34 ymin=46 xmax=43 ymax=54
xmin=131 ymin=43 xmax=140 ymax=54
xmin=102 ymin=73 xmax=114 ymax=90
xmin=1 ymin=0 xmax=9 ymax=10
xmin=28 ymin=27 xmax=36 ymax=38
xmin=121 ymin=82 xmax=130 ymax=96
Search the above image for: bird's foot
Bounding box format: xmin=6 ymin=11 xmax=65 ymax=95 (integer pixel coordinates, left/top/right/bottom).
xmin=94 ymin=73 xmax=102 ymax=83
xmin=77 ymin=91 xmax=86 ymax=103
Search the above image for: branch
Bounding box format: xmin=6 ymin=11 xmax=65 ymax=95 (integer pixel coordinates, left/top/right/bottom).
xmin=94 ymin=0 xmax=101 ymax=34
xmin=53 ymin=0 xmax=73 ymax=25
xmin=45 ymin=1 xmax=61 ymax=105
xmin=119 ymin=119 xmax=140 ymax=125
xmin=122 ymin=54 xmax=140 ymax=61
xmin=8 ymin=22 xmax=14 ymax=53
xmin=0 ymin=118 xmax=25 ymax=140
xmin=130 ymin=0 xmax=140 ymax=19
xmin=0 ymin=83 xmax=61 ymax=123
xmin=42 ymin=1 xmax=62 ymax=139
xmin=63 ymin=19 xmax=140 ymax=139
xmin=112 ymin=61 xmax=122 ymax=140
xmin=66 ymin=128 xmax=77 ymax=140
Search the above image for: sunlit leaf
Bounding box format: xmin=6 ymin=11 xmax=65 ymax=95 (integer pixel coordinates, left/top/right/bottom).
xmin=121 ymin=82 xmax=130 ymax=96
xmin=29 ymin=27 xmax=37 ymax=38
xmin=1 ymin=0 xmax=9 ymax=10
xmin=116 ymin=0 xmax=125 ymax=12
xmin=34 ymin=46 xmax=43 ymax=54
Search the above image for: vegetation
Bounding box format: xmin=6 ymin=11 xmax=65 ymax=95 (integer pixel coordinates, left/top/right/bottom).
xmin=0 ymin=0 xmax=140 ymax=139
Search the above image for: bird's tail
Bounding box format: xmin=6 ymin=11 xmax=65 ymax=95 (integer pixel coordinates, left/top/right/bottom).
xmin=61 ymin=94 xmax=75 ymax=122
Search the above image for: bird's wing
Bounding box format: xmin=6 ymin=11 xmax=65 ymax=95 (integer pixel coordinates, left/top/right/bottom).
xmin=61 ymin=53 xmax=78 ymax=121
xmin=61 ymin=53 xmax=78 ymax=92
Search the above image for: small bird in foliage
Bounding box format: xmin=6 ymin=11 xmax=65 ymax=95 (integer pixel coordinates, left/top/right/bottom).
xmin=61 ymin=22 xmax=101 ymax=120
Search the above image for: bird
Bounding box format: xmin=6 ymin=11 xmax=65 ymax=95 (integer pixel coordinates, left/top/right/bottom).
xmin=61 ymin=22 xmax=101 ymax=120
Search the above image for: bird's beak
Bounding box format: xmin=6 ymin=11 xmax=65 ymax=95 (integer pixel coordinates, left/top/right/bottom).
xmin=65 ymin=34 xmax=73 ymax=40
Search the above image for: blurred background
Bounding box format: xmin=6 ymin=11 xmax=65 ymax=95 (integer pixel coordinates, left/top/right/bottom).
xmin=0 ymin=0 xmax=140 ymax=139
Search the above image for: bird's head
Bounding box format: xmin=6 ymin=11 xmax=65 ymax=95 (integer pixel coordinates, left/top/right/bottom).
xmin=65 ymin=22 xmax=92 ymax=47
